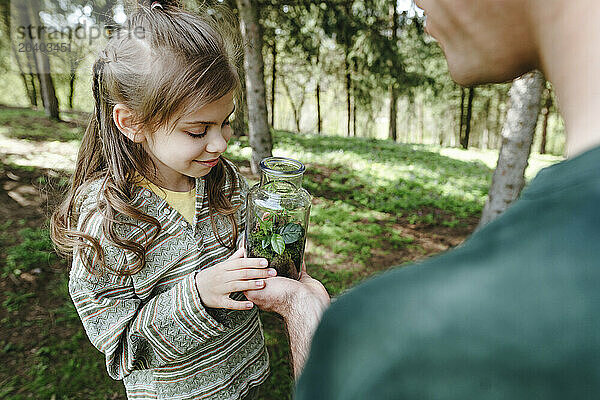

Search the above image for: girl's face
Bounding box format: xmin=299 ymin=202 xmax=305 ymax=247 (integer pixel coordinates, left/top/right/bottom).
xmin=143 ymin=91 xmax=235 ymax=191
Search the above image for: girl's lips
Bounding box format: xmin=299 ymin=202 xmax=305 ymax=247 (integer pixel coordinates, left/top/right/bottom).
xmin=195 ymin=158 xmax=219 ymax=167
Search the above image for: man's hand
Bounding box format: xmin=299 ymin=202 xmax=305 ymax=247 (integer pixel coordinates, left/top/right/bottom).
xmin=244 ymin=261 xmax=329 ymax=318
xmin=244 ymin=261 xmax=330 ymax=377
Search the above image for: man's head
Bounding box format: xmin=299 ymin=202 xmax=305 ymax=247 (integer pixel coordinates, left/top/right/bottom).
xmin=415 ymin=0 xmax=543 ymax=86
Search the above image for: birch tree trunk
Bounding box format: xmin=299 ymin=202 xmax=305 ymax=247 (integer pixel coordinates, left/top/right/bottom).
xmin=478 ymin=70 xmax=545 ymax=228
xmin=236 ymin=0 xmax=272 ymax=174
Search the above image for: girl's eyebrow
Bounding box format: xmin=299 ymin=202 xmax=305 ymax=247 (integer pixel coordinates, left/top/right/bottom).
xmin=182 ymin=106 xmax=236 ymax=126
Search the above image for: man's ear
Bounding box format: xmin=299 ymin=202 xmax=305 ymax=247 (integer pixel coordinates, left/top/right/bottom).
xmin=113 ymin=103 xmax=145 ymax=143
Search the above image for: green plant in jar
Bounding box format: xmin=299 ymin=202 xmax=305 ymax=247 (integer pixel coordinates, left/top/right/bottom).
xmin=246 ymin=157 xmax=311 ymax=280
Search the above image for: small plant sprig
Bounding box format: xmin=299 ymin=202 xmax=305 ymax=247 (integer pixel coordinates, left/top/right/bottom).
xmin=255 ymin=211 xmax=303 ymax=255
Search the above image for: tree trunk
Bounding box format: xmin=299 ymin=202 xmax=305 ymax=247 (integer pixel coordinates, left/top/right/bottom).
xmin=494 ymin=91 xmax=508 ymax=149
xmin=270 ymin=41 xmax=276 ymax=128
xmin=231 ymin=17 xmax=247 ymax=138
xmin=231 ymin=61 xmax=248 ymax=138
xmin=281 ymin=79 xmax=304 ymax=133
xmin=459 ymin=87 xmax=465 ymax=146
xmin=10 ymin=44 xmax=37 ymax=107
xmin=16 ymin=6 xmax=39 ymax=107
xmin=540 ymin=86 xmax=552 ymax=154
xmin=418 ymin=98 xmax=424 ymax=143
xmin=405 ymin=97 xmax=412 ymax=143
xmin=69 ymin=72 xmax=76 ymax=110
xmin=345 ymin=52 xmax=351 ymax=137
xmin=479 ymin=71 xmax=545 ymax=228
xmin=315 ymin=45 xmax=322 ymax=134
xmin=20 ymin=0 xmax=59 ymax=119
xmin=352 ymin=97 xmax=356 ymax=137
xmin=389 ymin=86 xmax=397 ymax=141
xmin=388 ymin=0 xmax=398 ymax=141
xmin=482 ymin=97 xmax=492 ymax=149
xmin=316 ymin=82 xmax=322 ymax=134
xmin=461 ymin=87 xmax=475 ymax=149
xmin=236 ymin=0 xmax=273 ymax=174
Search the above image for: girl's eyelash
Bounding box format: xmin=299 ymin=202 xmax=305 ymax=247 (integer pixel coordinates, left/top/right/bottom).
xmin=185 ymin=120 xmax=230 ymax=138
xmin=185 ymin=126 xmax=208 ymax=138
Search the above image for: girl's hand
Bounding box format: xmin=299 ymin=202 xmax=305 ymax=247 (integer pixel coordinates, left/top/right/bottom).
xmin=194 ymin=247 xmax=277 ymax=310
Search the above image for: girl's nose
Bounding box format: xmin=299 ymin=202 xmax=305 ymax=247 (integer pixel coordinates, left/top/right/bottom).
xmin=206 ymin=130 xmax=228 ymax=154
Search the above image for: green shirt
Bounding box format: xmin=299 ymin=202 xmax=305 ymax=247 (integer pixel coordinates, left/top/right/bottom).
xmin=296 ymin=146 xmax=600 ymax=399
xmin=70 ymin=161 xmax=269 ymax=400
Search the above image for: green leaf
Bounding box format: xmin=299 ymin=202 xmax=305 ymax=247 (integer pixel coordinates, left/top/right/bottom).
xmin=271 ymin=234 xmax=285 ymax=255
xmin=259 ymin=219 xmax=274 ymax=235
xmin=262 ymin=237 xmax=270 ymax=249
xmin=279 ymin=223 xmax=303 ymax=244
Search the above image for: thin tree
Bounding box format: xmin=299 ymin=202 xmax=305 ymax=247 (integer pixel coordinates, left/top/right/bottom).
xmin=236 ymin=0 xmax=272 ymax=174
xmin=280 ymin=78 xmax=306 ymax=133
xmin=479 ymin=71 xmax=545 ymax=227
xmin=388 ymin=0 xmax=398 ymax=141
xmin=270 ymin=39 xmax=276 ymax=128
xmin=315 ymin=44 xmax=322 ymax=135
xmin=460 ymin=87 xmax=475 ymax=149
xmin=459 ymin=86 xmax=465 ymax=145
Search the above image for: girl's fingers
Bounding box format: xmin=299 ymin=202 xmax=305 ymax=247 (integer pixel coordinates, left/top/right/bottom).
xmin=226 ymin=279 xmax=267 ymax=292
xmin=224 ymin=257 xmax=269 ymax=271
xmin=227 ymin=268 xmax=277 ymax=282
xmin=221 ymin=298 xmax=254 ymax=311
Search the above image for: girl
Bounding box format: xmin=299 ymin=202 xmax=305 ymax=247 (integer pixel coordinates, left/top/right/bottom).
xmin=50 ymin=1 xmax=274 ymax=399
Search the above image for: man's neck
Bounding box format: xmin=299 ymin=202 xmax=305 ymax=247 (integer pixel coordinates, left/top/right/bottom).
xmin=535 ymin=0 xmax=600 ymax=158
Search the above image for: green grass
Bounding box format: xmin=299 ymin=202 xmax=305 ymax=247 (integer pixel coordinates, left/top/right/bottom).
xmin=0 ymin=107 xmax=84 ymax=142
xmin=3 ymin=227 xmax=57 ymax=277
xmin=1 ymin=276 xmax=127 ymax=400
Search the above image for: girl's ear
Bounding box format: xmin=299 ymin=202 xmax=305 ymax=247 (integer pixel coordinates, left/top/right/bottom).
xmin=113 ymin=103 xmax=146 ymax=143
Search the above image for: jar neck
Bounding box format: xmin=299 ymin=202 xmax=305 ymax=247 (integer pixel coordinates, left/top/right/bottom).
xmin=260 ymin=173 xmax=303 ymax=191
xmin=258 ymin=157 xmax=306 ymax=192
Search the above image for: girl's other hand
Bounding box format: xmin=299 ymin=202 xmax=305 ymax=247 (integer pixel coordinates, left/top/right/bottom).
xmin=194 ymin=247 xmax=277 ymax=310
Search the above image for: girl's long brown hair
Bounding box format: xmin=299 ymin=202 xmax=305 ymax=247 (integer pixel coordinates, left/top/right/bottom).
xmin=51 ymin=0 xmax=243 ymax=276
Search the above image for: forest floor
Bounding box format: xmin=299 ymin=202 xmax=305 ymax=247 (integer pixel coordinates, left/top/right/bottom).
xmin=0 ymin=107 xmax=562 ymax=399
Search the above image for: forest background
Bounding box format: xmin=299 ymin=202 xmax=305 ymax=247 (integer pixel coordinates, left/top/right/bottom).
xmin=0 ymin=0 xmax=565 ymax=398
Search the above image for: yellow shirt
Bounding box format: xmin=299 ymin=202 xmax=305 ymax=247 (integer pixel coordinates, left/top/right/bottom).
xmin=135 ymin=176 xmax=196 ymax=225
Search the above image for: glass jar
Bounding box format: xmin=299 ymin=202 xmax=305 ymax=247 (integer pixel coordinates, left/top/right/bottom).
xmin=245 ymin=157 xmax=312 ymax=280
